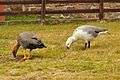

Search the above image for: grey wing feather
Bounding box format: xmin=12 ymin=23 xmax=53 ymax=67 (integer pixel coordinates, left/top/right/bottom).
xmin=76 ymin=25 xmax=107 ymax=32
xmin=73 ymin=25 xmax=107 ymax=37
xmin=82 ymin=25 xmax=107 ymax=32
xmin=17 ymin=32 xmax=42 ymax=48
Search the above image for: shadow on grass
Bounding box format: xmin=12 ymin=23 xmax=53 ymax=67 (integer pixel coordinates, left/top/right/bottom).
xmin=13 ymin=54 xmax=53 ymax=62
xmin=0 ymin=53 xmax=51 ymax=63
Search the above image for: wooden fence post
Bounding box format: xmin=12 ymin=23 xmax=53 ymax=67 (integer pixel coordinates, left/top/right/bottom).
xmin=99 ymin=0 xmax=104 ymax=20
xmin=41 ymin=0 xmax=46 ymax=25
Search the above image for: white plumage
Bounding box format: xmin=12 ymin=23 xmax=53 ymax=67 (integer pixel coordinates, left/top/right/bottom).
xmin=66 ymin=25 xmax=110 ymax=50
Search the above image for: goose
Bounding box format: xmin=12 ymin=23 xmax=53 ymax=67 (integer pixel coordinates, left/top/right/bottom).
xmin=66 ymin=25 xmax=110 ymax=50
xmin=12 ymin=32 xmax=46 ymax=60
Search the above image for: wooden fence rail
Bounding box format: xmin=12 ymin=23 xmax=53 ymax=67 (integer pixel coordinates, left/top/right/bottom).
xmin=0 ymin=0 xmax=120 ymax=24
xmin=0 ymin=0 xmax=120 ymax=4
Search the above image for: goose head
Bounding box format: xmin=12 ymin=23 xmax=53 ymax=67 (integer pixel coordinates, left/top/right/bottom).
xmin=66 ymin=36 xmax=76 ymax=49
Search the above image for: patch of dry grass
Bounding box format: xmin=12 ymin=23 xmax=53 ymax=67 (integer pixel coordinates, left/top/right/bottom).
xmin=0 ymin=21 xmax=120 ymax=80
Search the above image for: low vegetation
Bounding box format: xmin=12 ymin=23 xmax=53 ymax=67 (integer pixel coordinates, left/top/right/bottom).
xmin=6 ymin=15 xmax=39 ymax=21
xmin=0 ymin=21 xmax=120 ymax=80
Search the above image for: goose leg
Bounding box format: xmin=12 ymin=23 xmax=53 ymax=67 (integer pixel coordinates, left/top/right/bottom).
xmin=84 ymin=43 xmax=87 ymax=50
xmin=23 ymin=49 xmax=27 ymax=60
xmin=27 ymin=49 xmax=32 ymax=59
xmin=88 ymin=41 xmax=90 ymax=48
xmin=27 ymin=52 xmax=30 ymax=59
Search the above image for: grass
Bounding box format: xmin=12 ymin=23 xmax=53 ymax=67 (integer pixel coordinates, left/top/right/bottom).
xmin=5 ymin=15 xmax=57 ymax=21
xmin=6 ymin=15 xmax=39 ymax=21
xmin=0 ymin=21 xmax=120 ymax=80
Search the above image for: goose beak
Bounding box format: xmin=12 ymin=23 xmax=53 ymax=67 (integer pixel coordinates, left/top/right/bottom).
xmin=107 ymin=32 xmax=110 ymax=35
xmin=43 ymin=45 xmax=46 ymax=48
xmin=12 ymin=52 xmax=16 ymax=58
xmin=106 ymin=31 xmax=110 ymax=35
xmin=104 ymin=31 xmax=110 ymax=35
xmin=44 ymin=46 xmax=47 ymax=48
xmin=67 ymin=47 xmax=69 ymax=49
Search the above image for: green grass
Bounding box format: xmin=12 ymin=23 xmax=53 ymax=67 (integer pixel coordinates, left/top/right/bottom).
xmin=0 ymin=21 xmax=120 ymax=80
xmin=6 ymin=15 xmax=39 ymax=21
xmin=5 ymin=15 xmax=56 ymax=21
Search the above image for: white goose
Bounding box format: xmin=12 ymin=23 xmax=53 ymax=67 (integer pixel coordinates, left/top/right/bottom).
xmin=66 ymin=25 xmax=110 ymax=50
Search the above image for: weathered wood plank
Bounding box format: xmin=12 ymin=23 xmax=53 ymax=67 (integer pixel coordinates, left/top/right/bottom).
xmin=0 ymin=0 xmax=119 ymax=5
xmin=0 ymin=1 xmax=40 ymax=5
xmin=99 ymin=0 xmax=104 ymax=20
xmin=46 ymin=9 xmax=99 ymax=14
xmin=41 ymin=0 xmax=46 ymax=25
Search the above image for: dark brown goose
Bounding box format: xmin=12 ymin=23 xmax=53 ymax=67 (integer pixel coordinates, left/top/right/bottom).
xmin=12 ymin=32 xmax=46 ymax=60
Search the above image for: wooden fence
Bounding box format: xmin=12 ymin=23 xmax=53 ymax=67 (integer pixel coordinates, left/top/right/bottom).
xmin=0 ymin=0 xmax=120 ymax=24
